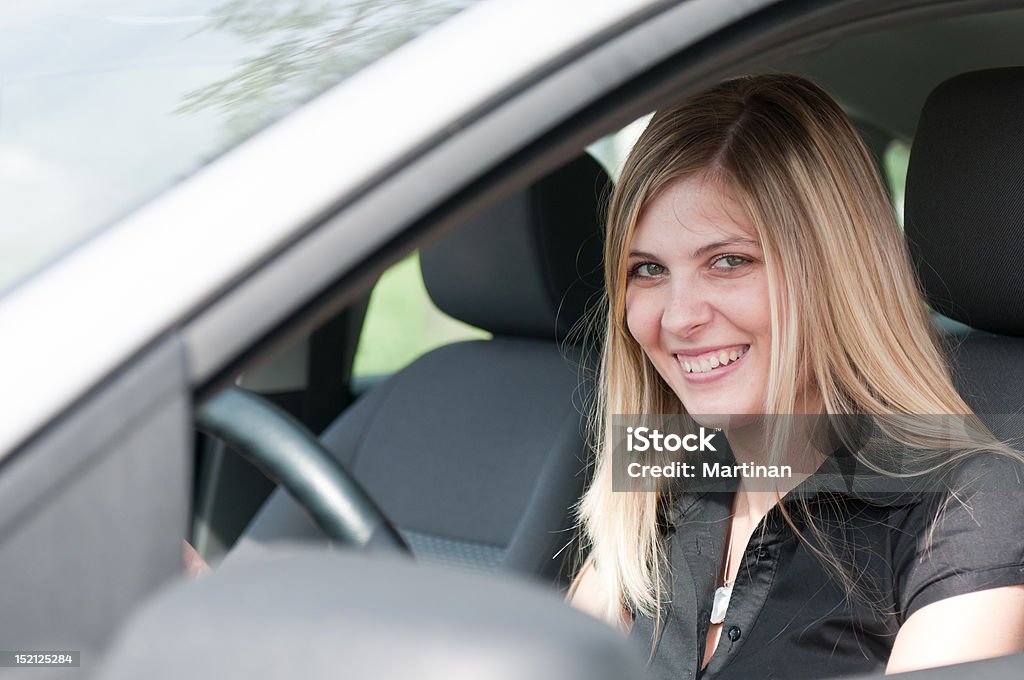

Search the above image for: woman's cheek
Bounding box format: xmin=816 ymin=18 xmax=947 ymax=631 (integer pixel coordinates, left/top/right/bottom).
xmin=624 ymin=296 xmax=658 ymax=348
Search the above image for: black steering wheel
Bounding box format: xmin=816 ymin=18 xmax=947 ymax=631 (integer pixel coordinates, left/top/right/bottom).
xmin=196 ymin=387 xmax=410 ymax=554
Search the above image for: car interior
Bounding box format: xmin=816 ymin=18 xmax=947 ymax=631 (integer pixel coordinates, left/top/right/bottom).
xmin=190 ymin=0 xmax=1024 ymax=570
xmin=89 ymin=3 xmax=1024 ymax=678
xmin=224 ymin=152 xmax=608 ymax=582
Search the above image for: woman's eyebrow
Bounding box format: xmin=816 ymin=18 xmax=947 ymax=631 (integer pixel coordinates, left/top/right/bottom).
xmin=627 ymin=238 xmax=761 ymax=261
xmin=627 ymin=250 xmax=660 ymax=260
xmin=690 ymin=237 xmax=760 ymax=259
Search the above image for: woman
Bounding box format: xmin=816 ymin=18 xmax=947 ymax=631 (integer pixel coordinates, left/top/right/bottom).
xmin=568 ymin=74 xmax=1024 ymax=679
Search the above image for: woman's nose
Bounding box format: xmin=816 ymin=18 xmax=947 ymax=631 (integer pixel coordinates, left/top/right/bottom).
xmin=661 ymin=284 xmax=713 ymax=338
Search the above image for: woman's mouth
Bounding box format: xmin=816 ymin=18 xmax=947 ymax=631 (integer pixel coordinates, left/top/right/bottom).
xmin=675 ymin=345 xmax=749 ymax=383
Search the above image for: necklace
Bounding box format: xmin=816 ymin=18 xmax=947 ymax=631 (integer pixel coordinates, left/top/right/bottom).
xmin=710 ymin=518 xmax=735 ymax=624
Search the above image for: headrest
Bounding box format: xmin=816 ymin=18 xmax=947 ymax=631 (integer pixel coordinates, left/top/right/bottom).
xmin=905 ymin=68 xmax=1024 ymax=336
xmin=421 ymin=153 xmax=609 ymax=342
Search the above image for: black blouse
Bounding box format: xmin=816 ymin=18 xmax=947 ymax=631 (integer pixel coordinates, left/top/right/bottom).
xmin=629 ymin=452 xmax=1024 ymax=680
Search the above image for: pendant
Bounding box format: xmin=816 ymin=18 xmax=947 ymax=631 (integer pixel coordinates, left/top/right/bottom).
xmin=710 ymin=584 xmax=733 ymax=624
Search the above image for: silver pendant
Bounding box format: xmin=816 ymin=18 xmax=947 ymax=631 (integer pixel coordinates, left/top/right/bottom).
xmin=710 ymin=584 xmax=733 ymax=624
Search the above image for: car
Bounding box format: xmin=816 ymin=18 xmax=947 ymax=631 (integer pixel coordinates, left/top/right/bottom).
xmin=1 ymin=0 xmax=1023 ymax=677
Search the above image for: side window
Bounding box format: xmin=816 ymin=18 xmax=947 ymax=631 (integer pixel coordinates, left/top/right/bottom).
xmin=883 ymin=139 xmax=911 ymax=226
xmin=352 ymin=251 xmax=489 ymax=385
xmin=587 ymin=113 xmax=652 ymax=182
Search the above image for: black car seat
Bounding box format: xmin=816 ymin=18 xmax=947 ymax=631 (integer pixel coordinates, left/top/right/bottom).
xmin=905 ymin=67 xmax=1024 ymax=434
xmin=230 ymin=153 xmax=609 ymax=584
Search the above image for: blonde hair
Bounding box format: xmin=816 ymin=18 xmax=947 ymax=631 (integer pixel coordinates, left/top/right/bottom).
xmin=576 ymin=73 xmax=1019 ymax=627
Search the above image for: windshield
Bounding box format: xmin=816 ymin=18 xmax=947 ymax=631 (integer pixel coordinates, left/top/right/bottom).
xmin=0 ymin=0 xmax=474 ymax=295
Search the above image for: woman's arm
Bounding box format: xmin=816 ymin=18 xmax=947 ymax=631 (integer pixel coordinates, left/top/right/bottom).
xmin=566 ymin=556 xmax=605 ymax=619
xmin=887 ymin=584 xmax=1024 ymax=674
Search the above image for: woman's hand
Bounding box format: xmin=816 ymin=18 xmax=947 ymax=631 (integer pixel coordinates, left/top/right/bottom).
xmin=566 ymin=557 xmax=633 ymax=634
xmin=182 ymin=540 xmax=211 ymax=578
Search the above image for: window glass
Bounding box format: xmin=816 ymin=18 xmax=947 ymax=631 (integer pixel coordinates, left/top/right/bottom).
xmin=352 ymin=251 xmax=489 ymax=377
xmin=0 ymin=0 xmax=476 ymax=295
xmin=883 ymin=139 xmax=911 ymax=226
xmin=586 ymin=113 xmax=652 ymax=182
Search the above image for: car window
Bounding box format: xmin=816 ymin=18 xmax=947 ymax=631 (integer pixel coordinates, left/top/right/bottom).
xmin=348 ymin=130 xmax=638 ymax=385
xmin=351 ymin=250 xmax=489 ymax=380
xmin=883 ymin=139 xmax=911 ymax=226
xmin=348 ymin=125 xmax=649 ymax=387
xmin=586 ymin=113 xmax=652 ymax=182
xmin=0 ymin=0 xmax=475 ymax=296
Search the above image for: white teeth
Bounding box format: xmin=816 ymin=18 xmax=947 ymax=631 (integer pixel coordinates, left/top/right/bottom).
xmin=680 ymin=346 xmax=748 ymax=373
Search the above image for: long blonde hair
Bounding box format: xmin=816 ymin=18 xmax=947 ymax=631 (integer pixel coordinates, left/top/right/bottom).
xmin=576 ymin=73 xmax=1017 ymax=626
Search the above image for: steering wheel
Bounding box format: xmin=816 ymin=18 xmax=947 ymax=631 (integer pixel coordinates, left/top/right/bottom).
xmin=196 ymin=387 xmax=410 ymax=554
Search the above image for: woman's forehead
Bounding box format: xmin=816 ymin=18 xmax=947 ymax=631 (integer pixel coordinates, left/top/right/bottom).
xmin=630 ymin=176 xmax=759 ymax=252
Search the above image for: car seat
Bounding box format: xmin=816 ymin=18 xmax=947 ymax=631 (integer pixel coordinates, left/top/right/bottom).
xmin=230 ymin=153 xmax=609 ymax=584
xmin=905 ymin=67 xmax=1024 ymax=436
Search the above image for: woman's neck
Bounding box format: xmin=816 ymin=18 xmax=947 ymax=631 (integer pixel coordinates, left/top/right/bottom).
xmin=725 ymin=413 xmax=831 ymax=522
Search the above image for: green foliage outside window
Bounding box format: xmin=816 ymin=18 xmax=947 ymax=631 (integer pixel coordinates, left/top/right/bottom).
xmin=352 ymin=251 xmax=489 ymax=376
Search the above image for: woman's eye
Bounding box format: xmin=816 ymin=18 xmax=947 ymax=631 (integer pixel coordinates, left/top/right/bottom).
xmin=711 ymin=254 xmax=750 ymax=270
xmin=629 ymin=262 xmax=665 ymax=278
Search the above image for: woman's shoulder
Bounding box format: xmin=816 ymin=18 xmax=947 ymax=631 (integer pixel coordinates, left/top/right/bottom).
xmin=843 ymin=446 xmax=1024 ymax=506
xmin=888 ymin=449 xmax=1024 ymax=623
xmin=948 ymin=448 xmax=1024 ymax=488
xmin=884 ymin=449 xmax=1024 ymax=529
xmin=909 ymin=449 xmax=1024 ymax=505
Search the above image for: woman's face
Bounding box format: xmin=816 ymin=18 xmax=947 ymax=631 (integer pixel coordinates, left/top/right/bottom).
xmin=625 ymin=176 xmax=772 ymax=418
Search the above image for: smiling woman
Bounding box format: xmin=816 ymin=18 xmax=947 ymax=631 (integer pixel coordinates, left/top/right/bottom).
xmin=625 ymin=178 xmax=772 ymax=417
xmin=568 ymin=73 xmax=1024 ymax=679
